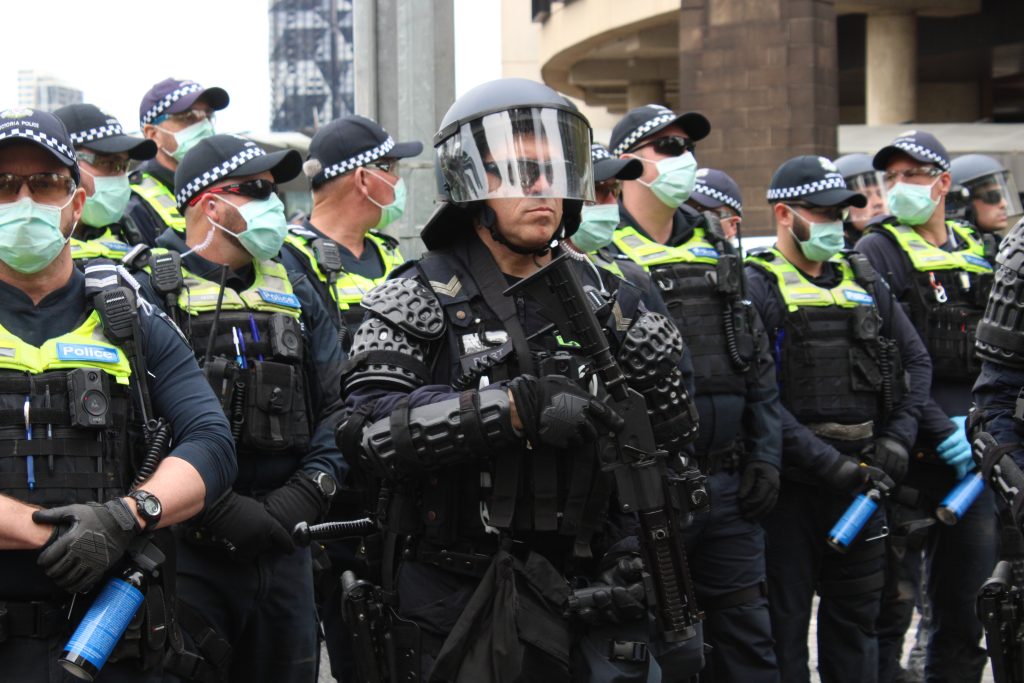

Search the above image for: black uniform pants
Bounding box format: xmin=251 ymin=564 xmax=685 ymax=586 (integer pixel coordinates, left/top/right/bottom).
xmin=0 ymin=632 xmax=162 ymax=682
xmin=764 ymin=479 xmax=886 ymax=683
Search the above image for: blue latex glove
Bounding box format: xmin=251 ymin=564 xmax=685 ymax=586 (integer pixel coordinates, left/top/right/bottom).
xmin=937 ymin=416 xmax=972 ymax=479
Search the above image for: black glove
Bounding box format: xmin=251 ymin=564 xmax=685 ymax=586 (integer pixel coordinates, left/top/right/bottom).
xmin=821 ymin=455 xmax=894 ymax=496
xmin=568 ymin=554 xmax=647 ymax=625
xmin=863 ymin=437 xmax=909 ymax=485
xmin=738 ymin=460 xmax=780 ymax=521
xmin=197 ymin=492 xmax=294 ymax=560
xmin=509 ymin=374 xmax=624 ymax=449
xmin=263 ymin=472 xmax=330 ymax=533
xmin=33 ymin=499 xmax=141 ymax=594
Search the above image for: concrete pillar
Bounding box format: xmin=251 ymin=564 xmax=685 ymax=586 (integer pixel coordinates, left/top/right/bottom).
xmin=866 ymin=12 xmax=917 ymax=125
xmin=627 ymin=81 xmax=666 ymax=109
xmin=355 ymin=0 xmax=455 ymax=259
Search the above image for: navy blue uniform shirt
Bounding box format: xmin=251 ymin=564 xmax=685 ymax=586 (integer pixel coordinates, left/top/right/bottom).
xmin=125 ymin=159 xmax=177 ymax=247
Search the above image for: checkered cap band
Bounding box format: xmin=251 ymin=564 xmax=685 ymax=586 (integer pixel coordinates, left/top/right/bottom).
xmin=766 ymin=176 xmax=847 ymax=201
xmin=0 ymin=127 xmax=75 ymax=162
xmin=69 ymin=123 xmax=125 ymax=145
xmin=893 ymin=140 xmax=949 ymax=171
xmin=320 ymin=136 xmax=395 ymax=180
xmin=141 ymin=82 xmax=203 ymax=125
xmin=612 ymin=112 xmax=677 ymax=156
xmin=694 ymin=183 xmax=742 ymax=213
xmin=591 ymin=144 xmax=612 ymax=162
xmin=175 ymin=146 xmax=266 ymax=207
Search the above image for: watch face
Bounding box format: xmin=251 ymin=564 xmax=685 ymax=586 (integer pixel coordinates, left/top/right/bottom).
xmin=316 ymin=473 xmax=337 ymax=497
xmin=141 ymin=496 xmax=161 ymax=516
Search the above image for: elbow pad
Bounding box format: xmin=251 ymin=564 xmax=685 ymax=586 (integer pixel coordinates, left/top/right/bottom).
xmin=340 ymin=278 xmax=446 ymax=394
xmin=618 ymin=312 xmax=699 ymax=452
xmin=360 ymin=389 xmax=521 ymax=478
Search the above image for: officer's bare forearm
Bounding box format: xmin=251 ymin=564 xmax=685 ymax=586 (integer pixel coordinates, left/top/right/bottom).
xmin=125 ymin=455 xmax=207 ymax=529
xmin=0 ymin=494 xmax=52 ymax=549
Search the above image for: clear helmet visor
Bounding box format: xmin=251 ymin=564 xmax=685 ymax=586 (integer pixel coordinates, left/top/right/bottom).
xmin=965 ymin=171 xmax=1023 ymax=230
xmin=436 ymin=107 xmax=594 ymax=204
xmin=845 ymin=171 xmax=889 ymax=227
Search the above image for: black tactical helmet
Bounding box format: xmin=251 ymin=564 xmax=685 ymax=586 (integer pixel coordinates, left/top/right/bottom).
xmin=424 ymin=78 xmax=594 ymax=252
xmin=948 ymin=153 xmax=1022 ymax=227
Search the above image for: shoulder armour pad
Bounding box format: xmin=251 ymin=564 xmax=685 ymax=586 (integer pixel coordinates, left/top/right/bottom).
xmin=362 ymin=278 xmax=445 ymax=340
xmin=618 ymin=311 xmax=686 ymax=387
xmin=845 ymin=251 xmax=878 ymax=284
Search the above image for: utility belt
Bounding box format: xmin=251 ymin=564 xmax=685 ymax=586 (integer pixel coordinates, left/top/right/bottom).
xmin=0 ymin=596 xmax=74 ymax=640
xmin=405 ymin=536 xmax=579 ymax=582
xmin=696 ymin=439 xmax=741 ymax=476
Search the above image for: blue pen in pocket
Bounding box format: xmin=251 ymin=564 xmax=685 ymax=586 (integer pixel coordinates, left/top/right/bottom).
xmin=23 ymin=396 xmax=34 ymax=490
xmin=248 ymin=313 xmax=264 ymax=361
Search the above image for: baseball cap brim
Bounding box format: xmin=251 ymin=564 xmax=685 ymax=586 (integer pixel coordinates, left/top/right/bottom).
xmin=81 ymin=134 xmax=157 ymax=160
xmin=594 ymin=157 xmax=642 ymax=182
xmin=225 ymin=148 xmax=302 ymax=185
xmin=167 ymin=86 xmax=230 ymax=116
xmin=803 ymin=187 xmax=867 ymax=209
xmin=389 ymin=140 xmax=423 ymax=159
xmin=640 ymin=111 xmax=711 ymax=148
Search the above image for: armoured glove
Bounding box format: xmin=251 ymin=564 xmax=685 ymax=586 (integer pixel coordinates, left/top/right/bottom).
xmin=509 ymin=374 xmax=624 ymax=449
xmin=863 ymin=436 xmax=910 ymax=485
xmin=33 ymin=499 xmax=141 ymax=594
xmin=567 ymin=554 xmax=647 ymax=625
xmin=938 ymin=416 xmax=972 ymax=479
xmin=822 ymin=455 xmax=894 ymax=496
xmin=738 ymin=460 xmax=781 ymax=521
xmin=263 ymin=472 xmax=331 ymax=534
xmin=197 ymin=492 xmax=294 ymax=560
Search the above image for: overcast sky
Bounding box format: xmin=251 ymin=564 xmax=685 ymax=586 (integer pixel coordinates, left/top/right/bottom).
xmin=0 ymin=0 xmax=501 ymax=134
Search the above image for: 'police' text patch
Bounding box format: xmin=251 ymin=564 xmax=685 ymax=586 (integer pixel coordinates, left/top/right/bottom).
xmin=57 ymin=343 xmax=120 ymax=364
xmin=258 ymin=289 xmax=301 ymax=309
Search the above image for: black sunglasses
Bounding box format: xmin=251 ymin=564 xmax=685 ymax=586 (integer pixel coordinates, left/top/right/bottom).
xmin=634 ymin=135 xmax=695 ymax=157
xmin=192 ymin=178 xmax=278 ymax=205
xmin=0 ymin=172 xmax=76 ymax=204
xmin=973 ymin=189 xmax=1004 ymax=206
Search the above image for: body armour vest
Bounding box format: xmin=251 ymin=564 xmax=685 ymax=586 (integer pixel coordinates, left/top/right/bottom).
xmin=284 ymin=226 xmax=403 ymax=335
xmin=0 ymin=310 xmax=136 ymax=509
xmin=145 ymin=253 xmax=311 ymax=462
xmin=977 ymin=217 xmax=1024 ymax=368
xmin=130 ymin=173 xmax=186 ymax=234
xmin=876 ymin=221 xmax=994 ymax=381
xmin=70 ymin=227 xmax=132 ymax=263
xmin=402 ymin=249 xmax=643 ymax=558
xmin=611 ymin=224 xmax=754 ymax=396
xmin=747 ymin=249 xmax=896 ymax=427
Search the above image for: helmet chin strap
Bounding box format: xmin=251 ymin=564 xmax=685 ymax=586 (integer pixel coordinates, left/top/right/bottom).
xmin=479 ymin=205 xmax=563 ymax=256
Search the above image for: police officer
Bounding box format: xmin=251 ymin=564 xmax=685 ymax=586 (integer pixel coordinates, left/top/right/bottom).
xmin=608 ymin=104 xmax=782 ymax=682
xmin=949 ymin=154 xmax=1023 ymax=235
xmin=0 ymin=108 xmax=235 ymax=681
xmin=745 ymin=155 xmax=932 ymax=683
xmin=834 ymin=153 xmax=889 ymax=247
xmin=336 ymin=78 xmax=704 ymax=681
xmin=856 ymin=131 xmax=1000 ymax=682
xmin=124 ymin=134 xmax=346 ymax=682
xmin=281 ymin=114 xmax=419 ymax=340
xmin=52 ymin=103 xmax=156 ymax=261
xmin=126 ymin=78 xmax=229 ymax=247
xmin=686 ymin=168 xmax=743 ymax=243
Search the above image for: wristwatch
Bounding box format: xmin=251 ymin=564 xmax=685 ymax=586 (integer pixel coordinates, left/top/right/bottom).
xmin=128 ymin=490 xmax=163 ymax=528
xmin=310 ymin=472 xmax=338 ymax=502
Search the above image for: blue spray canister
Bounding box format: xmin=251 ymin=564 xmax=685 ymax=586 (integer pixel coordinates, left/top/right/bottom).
xmin=935 ymin=471 xmax=986 ymax=525
xmin=59 ymin=540 xmax=163 ymax=681
xmin=827 ymin=488 xmax=882 ymax=552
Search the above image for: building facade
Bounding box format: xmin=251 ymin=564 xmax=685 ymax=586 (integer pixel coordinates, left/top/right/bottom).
xmin=17 ymin=71 xmax=83 ymax=112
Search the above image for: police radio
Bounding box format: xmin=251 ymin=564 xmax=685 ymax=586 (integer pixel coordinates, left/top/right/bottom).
xmin=148 ymin=251 xmax=183 ymax=298
xmin=311 ymin=238 xmax=344 ymax=275
xmin=67 ymin=368 xmax=111 ymax=429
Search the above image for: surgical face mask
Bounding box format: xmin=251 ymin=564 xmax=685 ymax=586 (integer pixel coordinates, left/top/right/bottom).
xmin=160 ymin=118 xmax=215 ymax=163
xmin=212 ymin=194 xmax=288 ymax=261
xmin=786 ymin=205 xmax=845 ymax=262
xmin=572 ymin=204 xmax=620 ymax=252
xmin=366 ymin=171 xmax=406 ymax=229
xmin=887 ymin=178 xmax=940 ymax=226
xmin=80 ymin=171 xmax=131 ymax=227
xmin=0 ymin=196 xmax=75 ymax=273
xmin=633 ymin=151 xmax=698 ymax=208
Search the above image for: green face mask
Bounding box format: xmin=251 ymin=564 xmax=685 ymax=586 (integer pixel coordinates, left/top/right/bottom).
xmin=787 ymin=205 xmax=845 ymax=262
xmin=887 ymin=179 xmax=939 ymax=226
xmin=572 ymin=204 xmax=620 ymax=253
xmin=212 ymin=194 xmax=288 ymax=261
xmin=0 ymin=196 xmax=74 ymax=273
xmin=161 ymin=119 xmax=215 ymax=163
xmin=635 ymin=152 xmax=698 ymax=208
xmin=81 ymin=173 xmax=131 ymax=227
xmin=366 ymin=171 xmax=406 ymax=229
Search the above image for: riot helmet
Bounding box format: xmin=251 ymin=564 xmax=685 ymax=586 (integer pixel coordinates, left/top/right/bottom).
xmin=834 ymin=153 xmax=888 ymax=232
xmin=424 ymin=78 xmax=593 ymax=252
xmin=949 ymin=154 xmax=1022 ymax=232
